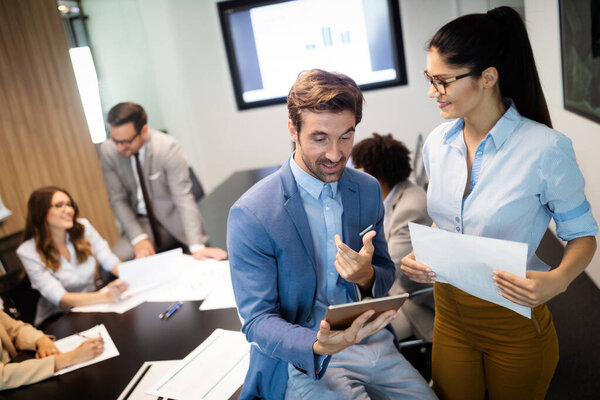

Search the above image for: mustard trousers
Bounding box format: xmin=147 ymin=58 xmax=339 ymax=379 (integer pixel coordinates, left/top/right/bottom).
xmin=432 ymin=282 xmax=559 ymax=400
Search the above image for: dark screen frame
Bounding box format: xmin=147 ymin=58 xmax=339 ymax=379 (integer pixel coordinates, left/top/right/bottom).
xmin=217 ymin=0 xmax=408 ymax=110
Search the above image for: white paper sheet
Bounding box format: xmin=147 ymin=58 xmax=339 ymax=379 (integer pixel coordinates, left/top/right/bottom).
xmin=408 ymin=223 xmax=530 ymax=318
xmin=117 ymin=360 xmax=180 ymax=400
xmin=147 ymin=329 xmax=249 ymax=400
xmin=54 ymin=323 xmax=119 ymax=375
xmin=199 ymin=263 xmax=237 ymax=311
xmin=143 ymin=257 xmax=222 ymax=302
xmin=71 ymin=294 xmax=146 ymax=314
xmin=119 ymin=248 xmax=184 ymax=289
xmin=72 ymin=250 xmax=225 ymax=313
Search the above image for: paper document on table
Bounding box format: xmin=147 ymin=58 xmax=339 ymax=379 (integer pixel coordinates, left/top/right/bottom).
xmin=71 ymin=292 xmax=146 ymax=314
xmin=147 ymin=329 xmax=249 ymax=400
xmin=143 ymin=256 xmax=222 ymax=302
xmin=199 ymin=262 xmax=237 ymax=310
xmin=117 ymin=360 xmax=180 ymax=400
xmin=409 ymin=223 xmax=530 ymax=318
xmin=74 ymin=250 xmax=223 ymax=313
xmin=119 ymin=248 xmax=183 ymax=289
xmin=54 ymin=323 xmax=119 ymax=375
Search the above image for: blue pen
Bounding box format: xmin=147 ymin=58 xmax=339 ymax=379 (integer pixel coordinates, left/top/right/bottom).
xmin=159 ymin=301 xmax=183 ymax=320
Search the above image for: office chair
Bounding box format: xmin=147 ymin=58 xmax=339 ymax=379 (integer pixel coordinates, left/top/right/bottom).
xmin=0 ymin=231 xmax=40 ymax=324
xmin=189 ymin=166 xmax=205 ymax=202
xmin=0 ymin=268 xmax=40 ymax=325
xmin=397 ymin=287 xmax=435 ymax=382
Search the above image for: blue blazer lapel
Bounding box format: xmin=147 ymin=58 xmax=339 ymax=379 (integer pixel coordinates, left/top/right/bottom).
xmin=339 ymin=170 xmax=361 ymax=252
xmin=339 ymin=170 xmax=361 ymax=300
xmin=280 ymin=163 xmax=317 ymax=272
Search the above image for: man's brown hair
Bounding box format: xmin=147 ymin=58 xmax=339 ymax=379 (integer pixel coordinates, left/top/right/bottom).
xmin=107 ymin=102 xmax=147 ymax=133
xmin=287 ymin=69 xmax=364 ymax=133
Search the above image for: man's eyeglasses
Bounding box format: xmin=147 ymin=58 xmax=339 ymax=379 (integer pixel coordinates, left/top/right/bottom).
xmin=50 ymin=201 xmax=75 ymax=210
xmin=424 ymin=70 xmax=476 ymax=95
xmin=110 ymin=130 xmax=140 ymax=146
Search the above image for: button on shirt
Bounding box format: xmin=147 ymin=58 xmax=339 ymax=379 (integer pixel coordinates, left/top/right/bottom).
xmin=423 ymin=100 xmax=598 ymax=270
xmin=289 ymin=158 xmax=352 ymax=329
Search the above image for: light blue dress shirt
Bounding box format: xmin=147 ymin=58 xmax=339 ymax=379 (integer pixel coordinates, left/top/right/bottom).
xmin=289 ymin=158 xmax=353 ymax=329
xmin=423 ymin=100 xmax=598 ymax=271
xmin=286 ymin=157 xmax=434 ymax=399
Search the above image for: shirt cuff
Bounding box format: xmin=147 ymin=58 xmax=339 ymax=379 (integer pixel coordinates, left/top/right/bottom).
xmin=314 ymin=354 xmax=327 ymax=376
xmin=131 ymin=234 xmax=149 ymax=246
xmin=355 ymin=280 xmax=377 ymax=301
xmin=189 ymin=244 xmax=206 ymax=253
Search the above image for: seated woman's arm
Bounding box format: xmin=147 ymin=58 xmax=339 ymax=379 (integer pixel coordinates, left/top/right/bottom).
xmin=0 ymin=311 xmax=103 ymax=390
xmin=79 ymin=219 xmax=121 ymax=276
xmin=17 ymin=243 xmax=127 ymax=309
xmin=58 ymin=283 xmax=123 ymax=308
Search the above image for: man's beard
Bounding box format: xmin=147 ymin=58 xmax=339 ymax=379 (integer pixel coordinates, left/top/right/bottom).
xmin=302 ymin=154 xmax=346 ymax=183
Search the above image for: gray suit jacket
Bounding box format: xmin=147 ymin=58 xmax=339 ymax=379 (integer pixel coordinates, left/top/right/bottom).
xmin=100 ymin=129 xmax=208 ymax=247
xmin=384 ymin=180 xmax=435 ymax=341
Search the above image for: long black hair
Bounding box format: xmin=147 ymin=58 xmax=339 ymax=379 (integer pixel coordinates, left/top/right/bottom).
xmin=428 ymin=6 xmax=552 ymax=128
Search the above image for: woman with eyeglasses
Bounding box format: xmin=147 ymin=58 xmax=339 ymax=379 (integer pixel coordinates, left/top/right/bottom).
xmin=17 ymin=187 xmax=129 ymax=326
xmin=401 ymin=6 xmax=597 ymax=400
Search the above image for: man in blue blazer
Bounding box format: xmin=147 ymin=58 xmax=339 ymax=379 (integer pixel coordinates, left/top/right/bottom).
xmin=228 ymin=70 xmax=434 ymax=399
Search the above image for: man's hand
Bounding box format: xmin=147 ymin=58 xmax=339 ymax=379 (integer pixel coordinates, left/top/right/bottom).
xmin=313 ymin=308 xmax=397 ymax=355
xmin=192 ymin=246 xmax=228 ymax=261
xmin=35 ymin=336 xmax=60 ymax=359
xmin=134 ymin=239 xmax=155 ymax=259
xmin=334 ymin=231 xmax=376 ymax=291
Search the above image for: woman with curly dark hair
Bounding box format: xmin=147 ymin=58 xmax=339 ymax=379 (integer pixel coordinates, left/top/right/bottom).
xmin=17 ymin=187 xmax=128 ymax=325
xmin=352 ymin=133 xmax=433 ymax=341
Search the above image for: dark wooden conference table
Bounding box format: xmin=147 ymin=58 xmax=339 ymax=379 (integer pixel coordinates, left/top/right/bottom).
xmin=2 ymin=166 xmax=280 ymax=400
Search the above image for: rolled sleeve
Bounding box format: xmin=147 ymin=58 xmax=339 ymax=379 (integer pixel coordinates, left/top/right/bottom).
xmin=539 ymin=135 xmax=598 ymax=241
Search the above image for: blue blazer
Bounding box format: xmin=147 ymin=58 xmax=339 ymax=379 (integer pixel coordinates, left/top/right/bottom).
xmin=227 ymin=161 xmax=396 ymax=399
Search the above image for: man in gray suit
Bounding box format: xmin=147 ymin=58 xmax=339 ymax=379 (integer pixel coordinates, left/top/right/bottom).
xmin=100 ymin=102 xmax=227 ymax=261
xmin=352 ymin=133 xmax=434 ymax=341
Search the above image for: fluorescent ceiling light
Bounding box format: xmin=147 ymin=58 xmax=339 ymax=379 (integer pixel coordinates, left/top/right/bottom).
xmin=69 ymin=46 xmax=106 ymax=144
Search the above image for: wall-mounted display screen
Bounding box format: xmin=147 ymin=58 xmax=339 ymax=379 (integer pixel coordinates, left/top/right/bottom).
xmin=218 ymin=0 xmax=407 ymax=110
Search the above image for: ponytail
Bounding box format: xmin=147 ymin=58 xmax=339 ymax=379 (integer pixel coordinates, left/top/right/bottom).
xmin=429 ymin=6 xmax=552 ymax=128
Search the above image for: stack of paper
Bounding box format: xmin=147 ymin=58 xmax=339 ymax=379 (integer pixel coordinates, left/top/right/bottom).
xmin=72 ymin=249 xmax=232 ymax=313
xmin=147 ymin=329 xmax=249 ymax=400
xmin=199 ymin=262 xmax=237 ymax=311
xmin=117 ymin=360 xmax=180 ymax=400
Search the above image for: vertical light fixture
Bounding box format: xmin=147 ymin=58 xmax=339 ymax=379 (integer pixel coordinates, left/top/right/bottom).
xmin=69 ymin=46 xmax=106 ymax=143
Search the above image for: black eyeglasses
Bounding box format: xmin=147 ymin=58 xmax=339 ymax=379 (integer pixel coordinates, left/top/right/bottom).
xmin=424 ymin=70 xmax=476 ymax=94
xmin=110 ymin=130 xmax=140 ymax=146
xmin=50 ymin=201 xmax=75 ymax=210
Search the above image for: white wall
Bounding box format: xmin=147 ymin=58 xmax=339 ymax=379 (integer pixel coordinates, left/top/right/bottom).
xmin=83 ymin=0 xmax=454 ymax=191
xmin=525 ymin=0 xmax=600 ymax=286
xmin=83 ymin=0 xmax=166 ymax=129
